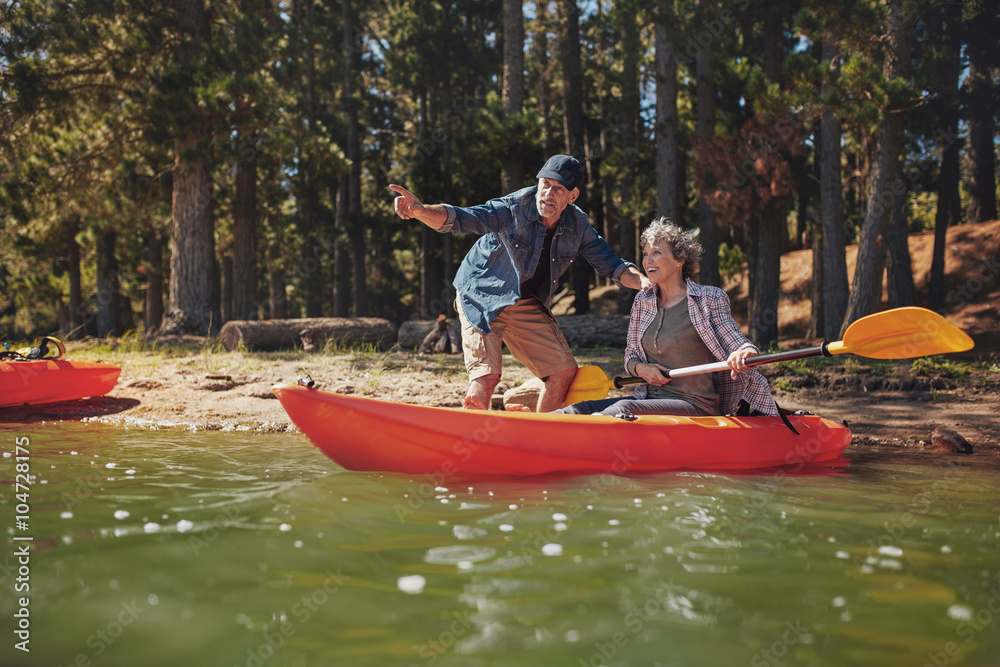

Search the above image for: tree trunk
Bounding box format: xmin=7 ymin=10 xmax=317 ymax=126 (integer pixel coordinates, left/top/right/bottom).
xmin=842 ymin=0 xmax=915 ymax=331
xmin=592 ymin=0 xmax=612 ymax=288
xmin=417 ymin=94 xmax=445 ymax=318
xmin=617 ymin=3 xmax=640 ymax=315
xmin=501 ymin=0 xmax=524 ymax=194
xmin=67 ymin=242 xmax=85 ymax=337
xmin=232 ymin=124 xmax=258 ymax=321
xmin=66 ymin=220 xmax=86 ymax=339
xmin=221 ymin=254 xmax=233 ymax=323
xmin=964 ymin=3 xmax=998 ymax=224
xmin=794 ymin=167 xmax=810 ymax=252
xmin=749 ymin=204 xmax=782 ymax=348
xmin=334 ymin=175 xmax=351 ymax=317
xmin=558 ymin=0 xmax=592 ymax=316
xmin=695 ymin=0 xmax=718 ymax=286
xmin=930 ymin=2 xmax=962 ymax=312
xmin=559 ymin=0 xmax=585 ymax=161
xmin=886 ymin=186 xmax=915 ymax=308
xmin=301 ymin=181 xmax=324 ymax=318
xmin=421 ymin=225 xmax=445 ymax=318
xmin=655 ymin=0 xmax=679 ymax=223
xmin=533 ymin=1 xmax=554 ymax=157
xmin=144 ymin=225 xmax=164 ymax=334
xmin=162 ymin=0 xmax=218 ymax=335
xmin=819 ymin=39 xmax=849 ymax=341
xmin=298 ymin=0 xmax=324 ymax=318
xmin=261 ymin=155 xmax=287 ymax=320
xmin=259 ymin=154 xmax=284 ymax=320
xmin=344 ymin=0 xmax=367 ymax=316
xmin=808 ymin=216 xmax=824 ymax=340
xmin=95 ymin=230 xmax=118 ymax=338
xmin=930 ymin=129 xmax=960 ymax=311
xmin=164 ymin=129 xmax=217 ymax=334
xmin=748 ymin=10 xmax=785 ymax=348
xmin=267 ymin=238 xmax=286 ymax=320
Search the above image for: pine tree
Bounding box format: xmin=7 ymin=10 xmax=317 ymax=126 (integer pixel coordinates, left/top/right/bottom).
xmin=964 ymin=0 xmax=999 ymax=223
xmin=502 ymin=0 xmax=525 ymax=194
xmin=655 ymin=0 xmax=680 ymax=223
xmin=842 ymin=0 xmax=916 ymax=329
xmin=693 ymin=0 xmax=720 ymax=287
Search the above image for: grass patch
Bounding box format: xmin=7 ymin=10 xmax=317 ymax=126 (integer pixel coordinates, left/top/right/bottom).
xmin=771 ymin=358 xmax=819 ymax=383
xmin=911 ymin=355 xmax=973 ymax=378
xmin=322 ymin=337 xmax=383 ymax=356
xmin=773 ymin=378 xmax=796 ymax=392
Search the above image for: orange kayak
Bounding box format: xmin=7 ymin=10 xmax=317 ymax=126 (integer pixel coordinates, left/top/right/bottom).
xmin=0 ymin=359 xmax=122 ymax=407
xmin=272 ymin=384 xmax=852 ymax=476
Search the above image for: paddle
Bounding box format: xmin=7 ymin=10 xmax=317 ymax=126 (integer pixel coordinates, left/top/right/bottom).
xmin=562 ymin=306 xmax=974 ymax=406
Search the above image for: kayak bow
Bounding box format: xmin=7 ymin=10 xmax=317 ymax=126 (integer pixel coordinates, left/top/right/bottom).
xmin=0 ymin=359 xmax=122 ymax=407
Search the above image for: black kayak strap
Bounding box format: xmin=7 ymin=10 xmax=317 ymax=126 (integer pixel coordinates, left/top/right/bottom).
xmin=734 ymin=399 xmax=799 ymax=436
xmin=777 ymin=408 xmax=799 ymax=436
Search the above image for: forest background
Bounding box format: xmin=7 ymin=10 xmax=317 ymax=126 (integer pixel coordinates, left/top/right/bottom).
xmin=1 ymin=0 xmax=997 ymax=349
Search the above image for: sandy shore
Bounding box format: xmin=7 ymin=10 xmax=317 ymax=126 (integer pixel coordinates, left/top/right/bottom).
xmin=3 ymin=342 xmax=998 ymax=454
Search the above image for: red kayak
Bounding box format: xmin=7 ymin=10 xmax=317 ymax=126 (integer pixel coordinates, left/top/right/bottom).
xmin=272 ymin=384 xmax=852 ymax=476
xmin=0 ymin=359 xmax=122 ymax=407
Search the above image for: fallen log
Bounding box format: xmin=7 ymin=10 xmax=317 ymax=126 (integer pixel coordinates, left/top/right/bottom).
xmin=219 ymin=317 xmax=398 ymax=352
xmin=399 ymin=314 xmax=629 ymax=351
xmin=554 ymin=314 xmax=630 ymax=348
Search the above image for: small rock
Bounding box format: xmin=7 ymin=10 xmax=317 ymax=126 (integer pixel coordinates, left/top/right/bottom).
xmin=931 ymin=427 xmax=974 ymax=454
xmin=502 ymin=377 xmax=544 ymax=411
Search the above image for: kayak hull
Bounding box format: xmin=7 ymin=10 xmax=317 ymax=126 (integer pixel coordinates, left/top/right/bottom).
xmin=272 ymin=384 xmax=852 ymax=476
xmin=0 ymin=360 xmax=122 ymax=407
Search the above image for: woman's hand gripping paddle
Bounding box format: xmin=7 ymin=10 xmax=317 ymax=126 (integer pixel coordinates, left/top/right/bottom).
xmin=563 ymin=307 xmax=974 ymax=406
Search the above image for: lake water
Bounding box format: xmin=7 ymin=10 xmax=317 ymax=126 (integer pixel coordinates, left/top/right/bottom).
xmin=2 ymin=422 xmax=999 ymax=667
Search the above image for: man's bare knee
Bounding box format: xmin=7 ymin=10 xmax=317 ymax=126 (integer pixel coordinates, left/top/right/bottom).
xmin=536 ymin=367 xmax=578 ymax=412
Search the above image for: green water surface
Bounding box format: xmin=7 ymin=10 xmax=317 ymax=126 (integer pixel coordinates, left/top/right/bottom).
xmin=1 ymin=422 xmax=999 ymax=667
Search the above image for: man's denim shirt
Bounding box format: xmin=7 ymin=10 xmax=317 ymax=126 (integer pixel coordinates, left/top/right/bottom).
xmin=440 ymin=186 xmax=637 ymax=334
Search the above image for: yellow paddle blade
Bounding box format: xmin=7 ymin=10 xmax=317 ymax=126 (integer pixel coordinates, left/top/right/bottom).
xmin=829 ymin=307 xmax=974 ymax=359
xmin=563 ymin=365 xmax=616 ymax=406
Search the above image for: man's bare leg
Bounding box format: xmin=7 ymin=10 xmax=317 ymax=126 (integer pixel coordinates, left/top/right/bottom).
xmin=463 ymin=373 xmax=500 ymax=410
xmin=535 ymin=367 xmax=577 ymax=413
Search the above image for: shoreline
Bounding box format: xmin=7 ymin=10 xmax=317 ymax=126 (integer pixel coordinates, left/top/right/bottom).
xmin=2 ymin=344 xmax=997 ymax=453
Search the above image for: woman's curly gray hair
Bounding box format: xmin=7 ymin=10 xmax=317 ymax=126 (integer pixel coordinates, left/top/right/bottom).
xmin=640 ymin=217 xmax=702 ymax=281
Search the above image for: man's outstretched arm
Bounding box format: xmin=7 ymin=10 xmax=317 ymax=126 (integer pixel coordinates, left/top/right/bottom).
xmin=389 ymin=184 xmax=449 ymax=230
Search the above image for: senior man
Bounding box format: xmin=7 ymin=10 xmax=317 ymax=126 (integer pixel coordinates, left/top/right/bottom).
xmin=390 ymin=155 xmax=647 ymax=411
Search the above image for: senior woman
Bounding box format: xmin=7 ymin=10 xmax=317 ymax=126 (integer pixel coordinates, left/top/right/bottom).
xmin=556 ymin=218 xmax=779 ymax=417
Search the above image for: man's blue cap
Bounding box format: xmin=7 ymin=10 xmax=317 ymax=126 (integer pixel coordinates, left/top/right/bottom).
xmin=536 ymin=154 xmax=585 ymax=191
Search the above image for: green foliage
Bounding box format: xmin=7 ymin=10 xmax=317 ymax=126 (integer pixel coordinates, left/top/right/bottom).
xmin=0 ymin=0 xmax=991 ymax=339
xmin=773 ymin=378 xmax=796 ymax=392
xmin=911 ymin=355 xmax=972 ymax=379
xmin=773 ymin=358 xmax=819 ymax=383
xmin=718 ymin=242 xmax=746 ymax=286
xmin=907 ymin=191 xmax=937 ymax=232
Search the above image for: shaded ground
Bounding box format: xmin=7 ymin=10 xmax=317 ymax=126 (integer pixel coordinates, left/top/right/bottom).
xmin=766 ymin=333 xmax=999 ymax=450
xmin=2 ymin=222 xmax=998 ymax=454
